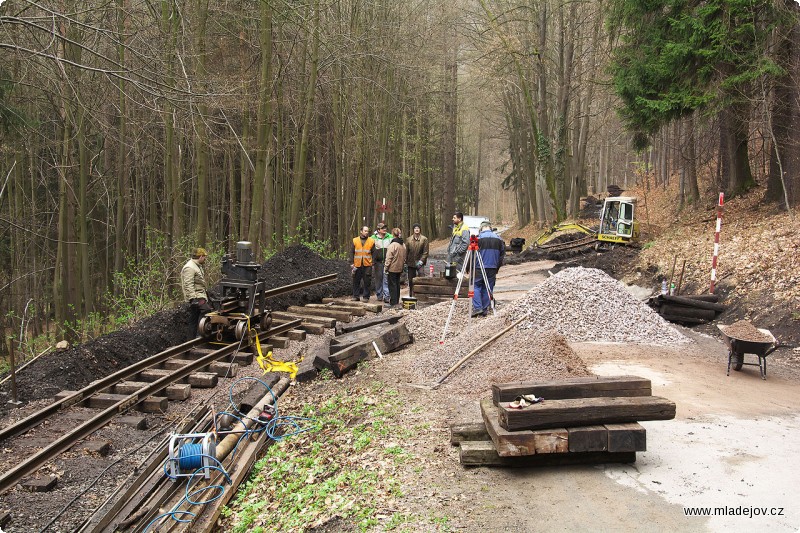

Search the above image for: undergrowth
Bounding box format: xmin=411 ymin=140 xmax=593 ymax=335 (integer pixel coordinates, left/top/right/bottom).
xmin=221 ymin=383 xmax=438 ymax=532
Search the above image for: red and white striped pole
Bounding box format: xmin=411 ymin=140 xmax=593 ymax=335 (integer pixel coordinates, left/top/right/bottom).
xmin=710 ymin=192 xmax=724 ymax=293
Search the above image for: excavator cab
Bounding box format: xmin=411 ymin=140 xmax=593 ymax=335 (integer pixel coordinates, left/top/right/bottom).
xmin=598 ymin=196 xmax=638 ymax=244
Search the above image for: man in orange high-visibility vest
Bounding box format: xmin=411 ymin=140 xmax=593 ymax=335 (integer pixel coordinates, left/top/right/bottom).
xmin=350 ymin=226 xmax=375 ymax=301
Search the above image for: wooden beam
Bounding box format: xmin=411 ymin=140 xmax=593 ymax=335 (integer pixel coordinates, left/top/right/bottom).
xmin=449 ymin=421 xmax=490 ymax=445
xmin=492 ymin=376 xmax=652 ymax=405
xmin=498 ymin=396 xmax=675 ymax=431
xmin=606 ymin=423 xmax=647 ymax=452
xmin=567 ymin=425 xmax=608 ymax=453
xmin=286 ymin=306 xmax=352 ymax=322
xmin=304 ymin=303 xmax=367 ymax=316
xmin=459 ymin=440 xmax=635 ymax=467
xmin=271 ymin=312 xmax=336 ymax=327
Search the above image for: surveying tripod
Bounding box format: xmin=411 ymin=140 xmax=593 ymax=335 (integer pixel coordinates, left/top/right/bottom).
xmin=439 ymin=235 xmax=496 ymax=343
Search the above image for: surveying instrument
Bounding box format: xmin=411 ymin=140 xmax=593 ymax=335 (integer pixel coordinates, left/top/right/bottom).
xmin=440 ymin=235 xmax=497 ymax=343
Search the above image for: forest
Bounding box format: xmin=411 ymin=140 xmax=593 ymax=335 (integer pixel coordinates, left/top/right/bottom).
xmin=1 ymin=0 xmax=798 ymax=355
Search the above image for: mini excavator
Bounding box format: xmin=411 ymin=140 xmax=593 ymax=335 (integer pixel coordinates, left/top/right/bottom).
xmin=534 ymin=196 xmax=640 ymax=254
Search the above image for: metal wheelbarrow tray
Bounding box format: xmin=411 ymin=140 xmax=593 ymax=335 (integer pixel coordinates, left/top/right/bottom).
xmin=718 ymin=324 xmax=779 ymax=380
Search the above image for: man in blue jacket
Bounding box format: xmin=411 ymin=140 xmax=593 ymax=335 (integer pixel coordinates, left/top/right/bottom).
xmin=472 ymin=221 xmax=505 ymax=317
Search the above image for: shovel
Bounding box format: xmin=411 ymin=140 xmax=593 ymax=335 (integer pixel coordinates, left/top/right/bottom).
xmin=409 ymin=316 xmax=525 ymax=390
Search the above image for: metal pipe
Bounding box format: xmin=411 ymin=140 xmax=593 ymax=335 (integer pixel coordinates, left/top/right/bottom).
xmin=215 ymin=377 xmax=290 ymax=460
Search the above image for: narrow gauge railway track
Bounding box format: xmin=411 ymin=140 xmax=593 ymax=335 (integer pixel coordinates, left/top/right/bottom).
xmin=0 ymin=319 xmax=300 ymax=496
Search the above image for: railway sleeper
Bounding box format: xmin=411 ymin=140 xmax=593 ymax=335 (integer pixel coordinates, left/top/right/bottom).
xmin=114 ymin=381 xmax=192 ymax=401
xmin=54 ymin=391 xmax=168 ymax=413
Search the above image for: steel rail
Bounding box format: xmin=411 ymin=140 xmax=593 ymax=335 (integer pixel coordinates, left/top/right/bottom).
xmin=0 ymin=320 xmax=300 ymax=496
xmin=0 ymin=337 xmax=206 ymax=443
xmin=261 ymin=273 xmax=338 ymax=299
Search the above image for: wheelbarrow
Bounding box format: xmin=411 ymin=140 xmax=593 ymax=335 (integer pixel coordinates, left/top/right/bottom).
xmin=718 ymin=324 xmax=779 ymax=380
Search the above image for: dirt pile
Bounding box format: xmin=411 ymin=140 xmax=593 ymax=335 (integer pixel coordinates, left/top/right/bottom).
xmin=0 ymin=308 xmax=187 ymax=417
xmin=405 ymin=304 xmax=590 ymax=395
xmin=719 ymin=320 xmax=774 ymax=343
xmin=503 ymin=267 xmax=688 ymax=346
xmin=259 ymin=245 xmax=351 ymax=311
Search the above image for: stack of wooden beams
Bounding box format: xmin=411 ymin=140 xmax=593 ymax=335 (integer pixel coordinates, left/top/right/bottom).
xmin=451 ymin=376 xmax=676 ymax=467
xmin=647 ymin=294 xmax=725 ymax=326
xmin=411 ymin=277 xmax=467 ymax=304
xmin=312 ymin=315 xmax=413 ymax=377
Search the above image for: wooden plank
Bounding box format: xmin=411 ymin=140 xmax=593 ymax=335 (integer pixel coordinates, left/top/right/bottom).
xmin=287 ymin=306 xmax=352 ymax=322
xmin=117 ymin=416 xmax=149 ymax=430
xmin=492 ymin=376 xmax=652 ymax=405
xmin=336 ymin=314 xmax=402 ymax=335
xmin=304 ymin=303 xmax=367 ymax=316
xmin=293 ymin=322 xmax=326 ymax=335
xmin=76 ymin=440 xmax=112 ymax=456
xmin=162 ymin=358 xmax=196 ymax=370
xmin=328 ymin=346 xmax=369 ymax=377
xmin=449 ymin=421 xmax=490 ymax=445
xmin=411 ymin=277 xmax=461 ymax=287
xmin=209 ymin=361 xmax=239 ymax=377
xmin=659 ymin=304 xmax=716 ymax=320
xmin=271 ymin=312 xmax=336 ymax=327
xmin=321 ymin=298 xmax=382 ymax=313
xmin=101 ymin=394 xmax=167 ymax=413
xmin=330 ymin=321 xmax=407 ymax=348
xmin=266 ymin=335 xmax=290 ymax=349
xmin=187 ymin=372 xmax=218 ymax=388
xmin=20 ymin=476 xmax=58 ymax=492
xmin=659 ymin=313 xmax=708 ymax=325
xmin=329 ymin=324 xmax=413 ymax=361
xmin=606 ymin=423 xmax=647 ymax=452
xmin=311 ymin=348 xmax=333 ymax=372
xmin=458 ymin=440 xmax=636 ymax=467
xmin=115 ymin=381 xmax=191 ymax=401
xmin=480 ymin=398 xmax=537 ymax=456
xmin=533 ymin=428 xmax=569 ymax=454
xmin=499 ymin=396 xmax=676 ymax=431
xmin=567 ymin=425 xmax=608 ymax=453
xmin=412 ymin=284 xmax=467 ymax=296
xmin=294 ymin=354 xmax=319 ymax=382
xmin=661 ymin=294 xmax=726 ymax=311
xmin=286 ymin=329 xmax=307 ymax=341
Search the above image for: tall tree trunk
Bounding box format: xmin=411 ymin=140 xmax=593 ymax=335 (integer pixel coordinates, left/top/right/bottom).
xmin=288 ymin=0 xmax=320 ymax=241
xmin=719 ymin=102 xmax=755 ymax=195
xmin=249 ymin=0 xmax=274 ymax=252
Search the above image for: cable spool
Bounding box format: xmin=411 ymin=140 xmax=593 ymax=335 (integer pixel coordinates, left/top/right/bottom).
xmin=167 ymin=433 xmax=217 ymax=481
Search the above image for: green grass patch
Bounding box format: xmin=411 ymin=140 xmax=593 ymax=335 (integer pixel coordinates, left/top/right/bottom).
xmin=222 ymin=384 xmax=426 ymax=531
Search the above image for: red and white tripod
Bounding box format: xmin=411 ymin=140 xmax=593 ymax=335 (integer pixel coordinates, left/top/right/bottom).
xmin=439 ymin=236 xmax=496 ymax=343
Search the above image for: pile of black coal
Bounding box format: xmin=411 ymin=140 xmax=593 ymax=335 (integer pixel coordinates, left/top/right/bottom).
xmin=258 ymin=245 xmax=351 ymax=311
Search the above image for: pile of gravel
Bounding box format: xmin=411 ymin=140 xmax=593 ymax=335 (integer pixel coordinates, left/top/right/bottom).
xmin=503 ymin=267 xmax=688 ymax=346
xmin=405 ymin=306 xmax=590 ymax=395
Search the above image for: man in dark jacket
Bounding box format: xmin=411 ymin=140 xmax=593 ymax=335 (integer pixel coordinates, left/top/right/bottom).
xmin=447 ymin=212 xmax=470 ymax=273
xmin=405 ymin=223 xmax=429 ymax=295
xmin=472 ymin=221 xmax=505 ymax=317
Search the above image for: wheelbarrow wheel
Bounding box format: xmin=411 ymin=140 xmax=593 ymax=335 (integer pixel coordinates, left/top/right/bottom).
xmin=731 ymin=352 xmax=744 ymax=371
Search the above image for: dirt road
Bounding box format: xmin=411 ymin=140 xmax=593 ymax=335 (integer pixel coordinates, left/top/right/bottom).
xmin=384 ymin=260 xmax=800 ymax=532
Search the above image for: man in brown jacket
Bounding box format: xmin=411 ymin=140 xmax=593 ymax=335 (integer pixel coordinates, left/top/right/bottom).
xmin=405 ymin=223 xmax=429 ymax=296
xmin=384 ymin=228 xmax=407 ymax=308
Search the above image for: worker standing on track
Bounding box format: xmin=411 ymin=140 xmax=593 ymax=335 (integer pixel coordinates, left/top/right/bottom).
xmin=447 ymin=212 xmax=471 ymax=274
xmin=181 ymin=247 xmax=213 ymax=338
xmin=472 ymin=221 xmax=505 ymax=317
xmin=384 ymin=227 xmax=407 ymax=308
xmin=350 ymin=226 xmax=375 ymax=301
